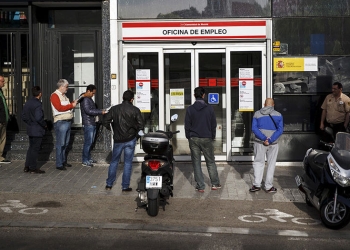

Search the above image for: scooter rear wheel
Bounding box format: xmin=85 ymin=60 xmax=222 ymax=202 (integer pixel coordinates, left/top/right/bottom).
xmin=320 ymin=200 xmax=350 ymax=230
xmin=147 ymin=193 xmax=160 ymax=217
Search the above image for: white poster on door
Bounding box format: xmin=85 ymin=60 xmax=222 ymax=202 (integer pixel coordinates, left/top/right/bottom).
xmin=170 ymin=88 xmax=185 ymax=109
xmin=239 ymin=68 xmax=254 ymax=112
xmin=135 ymin=69 xmax=151 ymax=112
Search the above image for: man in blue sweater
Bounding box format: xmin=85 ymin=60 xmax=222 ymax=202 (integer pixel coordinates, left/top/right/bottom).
xmin=250 ymin=98 xmax=284 ymax=193
xmin=185 ymin=87 xmax=221 ymax=193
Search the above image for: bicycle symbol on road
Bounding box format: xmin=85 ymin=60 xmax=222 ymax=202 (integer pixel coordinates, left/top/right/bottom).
xmin=238 ymin=209 xmax=320 ymax=225
xmin=0 ymin=200 xmax=48 ymax=215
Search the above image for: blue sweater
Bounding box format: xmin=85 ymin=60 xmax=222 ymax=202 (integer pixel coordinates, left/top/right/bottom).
xmin=252 ymin=106 xmax=283 ymax=144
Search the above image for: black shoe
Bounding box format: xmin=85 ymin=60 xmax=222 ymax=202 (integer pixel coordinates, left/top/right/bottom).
xmin=23 ymin=166 xmax=30 ymax=172
xmin=249 ymin=185 xmax=261 ymax=192
xmin=122 ymin=187 xmax=132 ymax=192
xmin=56 ymin=166 xmax=67 ymax=171
xmin=63 ymin=163 xmax=72 ymax=168
xmin=1 ymin=159 xmax=11 ymax=164
xmin=30 ymin=169 xmax=45 ymax=174
xmin=105 ymin=185 xmax=112 ymax=191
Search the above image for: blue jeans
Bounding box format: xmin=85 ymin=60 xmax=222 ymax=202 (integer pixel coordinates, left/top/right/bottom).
xmin=54 ymin=120 xmax=71 ymax=168
xmin=106 ymin=138 xmax=137 ymax=189
xmin=82 ymin=125 xmax=96 ymax=163
xmin=189 ymin=137 xmax=220 ymax=190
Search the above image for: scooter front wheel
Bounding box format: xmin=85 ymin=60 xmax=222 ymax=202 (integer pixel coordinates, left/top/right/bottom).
xmin=147 ymin=193 xmax=160 ymax=217
xmin=320 ymin=200 xmax=350 ymax=229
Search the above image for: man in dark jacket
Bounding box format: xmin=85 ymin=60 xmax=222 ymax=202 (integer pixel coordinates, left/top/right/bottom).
xmin=185 ymin=87 xmax=221 ymax=193
xmin=80 ymin=84 xmax=106 ymax=167
xmin=22 ymin=86 xmax=47 ymax=173
xmin=102 ymin=90 xmax=144 ymax=191
xmin=0 ymin=75 xmax=11 ymax=164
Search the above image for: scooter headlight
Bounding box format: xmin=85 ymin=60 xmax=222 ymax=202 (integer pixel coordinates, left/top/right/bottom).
xmin=328 ymin=155 xmax=350 ymax=187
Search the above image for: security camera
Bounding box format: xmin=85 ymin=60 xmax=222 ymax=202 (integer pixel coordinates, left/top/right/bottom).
xmin=191 ymin=42 xmax=197 ymax=46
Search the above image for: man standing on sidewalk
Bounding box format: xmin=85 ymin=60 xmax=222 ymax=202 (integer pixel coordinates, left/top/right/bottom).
xmin=0 ymin=75 xmax=11 ymax=164
xmin=50 ymin=79 xmax=77 ymax=170
xmin=185 ymin=87 xmax=221 ymax=193
xmin=80 ymin=84 xmax=106 ymax=167
xmin=250 ymin=98 xmax=283 ymax=193
xmin=320 ymin=82 xmax=350 ymax=140
xmin=22 ymin=86 xmax=47 ymax=174
xmin=103 ymin=90 xmax=144 ymax=191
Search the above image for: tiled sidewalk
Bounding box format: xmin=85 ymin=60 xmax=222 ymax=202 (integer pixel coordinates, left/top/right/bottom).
xmin=0 ymin=161 xmax=304 ymax=203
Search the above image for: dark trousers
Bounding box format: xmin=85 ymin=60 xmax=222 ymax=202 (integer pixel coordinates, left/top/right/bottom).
xmin=25 ymin=136 xmax=43 ymax=170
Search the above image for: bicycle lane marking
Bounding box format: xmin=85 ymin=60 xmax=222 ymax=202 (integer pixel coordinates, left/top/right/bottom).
xmin=238 ymin=209 xmax=320 ymax=225
xmin=0 ymin=200 xmax=48 ymax=215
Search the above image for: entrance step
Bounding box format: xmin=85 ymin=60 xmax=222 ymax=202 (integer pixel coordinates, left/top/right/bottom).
xmin=5 ymin=130 xmax=111 ymax=164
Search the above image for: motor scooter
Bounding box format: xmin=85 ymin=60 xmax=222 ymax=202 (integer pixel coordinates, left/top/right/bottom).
xmin=295 ymin=128 xmax=350 ymax=229
xmin=136 ymin=114 xmax=179 ymax=217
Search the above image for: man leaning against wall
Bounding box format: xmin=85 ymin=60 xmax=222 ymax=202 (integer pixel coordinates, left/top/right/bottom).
xmin=0 ymin=75 xmax=11 ymax=164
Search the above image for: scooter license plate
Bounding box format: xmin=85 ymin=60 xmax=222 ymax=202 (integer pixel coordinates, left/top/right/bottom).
xmin=146 ymin=176 xmax=162 ymax=189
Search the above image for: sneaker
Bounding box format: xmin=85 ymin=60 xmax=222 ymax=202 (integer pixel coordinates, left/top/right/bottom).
xmin=211 ymin=184 xmax=222 ymax=190
xmin=249 ymin=185 xmax=261 ymax=192
xmin=266 ymin=187 xmax=277 ymax=193
xmin=63 ymin=163 xmax=72 ymax=168
xmin=0 ymin=159 xmax=11 ymax=164
xmin=122 ymin=187 xmax=132 ymax=192
xmin=82 ymin=162 xmax=94 ymax=167
xmin=195 ymin=188 xmax=205 ymax=193
xmin=30 ymin=169 xmax=45 ymax=174
xmin=105 ymin=185 xmax=112 ymax=191
xmin=23 ymin=166 xmax=30 ymax=172
xmin=89 ymin=159 xmax=97 ymax=164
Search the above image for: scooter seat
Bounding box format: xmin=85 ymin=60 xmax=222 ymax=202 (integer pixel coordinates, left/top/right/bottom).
xmin=307 ymin=149 xmax=328 ymax=178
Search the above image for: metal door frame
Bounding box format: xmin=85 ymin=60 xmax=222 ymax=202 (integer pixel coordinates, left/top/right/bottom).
xmin=226 ymin=43 xmax=267 ymax=162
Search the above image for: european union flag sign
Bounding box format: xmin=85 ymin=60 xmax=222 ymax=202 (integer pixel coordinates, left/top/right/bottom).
xmin=208 ymin=93 xmax=219 ymax=104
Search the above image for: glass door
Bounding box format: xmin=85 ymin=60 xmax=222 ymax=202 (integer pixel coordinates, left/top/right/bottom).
xmin=122 ymin=48 xmax=163 ymax=158
xmin=164 ymin=49 xmax=226 ymax=161
xmin=226 ymin=45 xmax=266 ymax=161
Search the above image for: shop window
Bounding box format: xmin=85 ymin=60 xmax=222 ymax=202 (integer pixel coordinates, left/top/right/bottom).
xmin=273 ymin=17 xmax=350 ymax=55
xmin=273 ymin=0 xmax=350 ymax=17
xmin=273 ymin=56 xmax=350 ymax=132
xmin=48 ymin=9 xmax=101 ymax=28
xmin=118 ymin=0 xmax=271 ymax=19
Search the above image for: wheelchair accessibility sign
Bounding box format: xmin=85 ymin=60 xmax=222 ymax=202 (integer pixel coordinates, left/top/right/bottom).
xmin=208 ymin=93 xmax=219 ymax=104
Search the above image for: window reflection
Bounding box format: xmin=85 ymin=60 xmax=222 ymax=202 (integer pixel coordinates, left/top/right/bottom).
xmin=0 ymin=10 xmax=28 ymax=27
xmin=118 ymin=0 xmax=271 ymax=19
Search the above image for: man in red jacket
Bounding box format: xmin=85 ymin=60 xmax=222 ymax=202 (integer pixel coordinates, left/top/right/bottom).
xmin=50 ymin=79 xmax=78 ymax=170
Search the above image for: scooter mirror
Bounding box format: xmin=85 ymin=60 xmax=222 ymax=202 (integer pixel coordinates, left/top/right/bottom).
xmin=171 ymin=114 xmax=178 ymax=122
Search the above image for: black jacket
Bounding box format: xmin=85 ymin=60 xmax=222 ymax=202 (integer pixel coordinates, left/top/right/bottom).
xmin=21 ymin=97 xmax=46 ymax=137
xmin=80 ymin=97 xmax=103 ymax=126
xmin=185 ymin=98 xmax=217 ymax=139
xmin=102 ymin=101 xmax=144 ymax=143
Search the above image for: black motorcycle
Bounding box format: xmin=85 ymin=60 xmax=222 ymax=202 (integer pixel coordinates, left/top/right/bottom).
xmin=295 ymin=128 xmax=350 ymax=229
xmin=136 ymin=114 xmax=179 ymax=217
